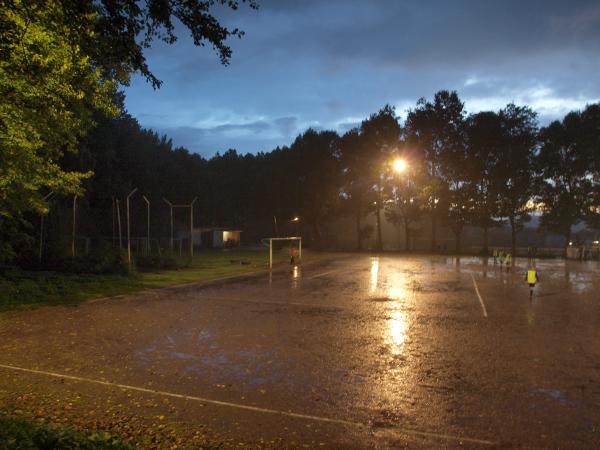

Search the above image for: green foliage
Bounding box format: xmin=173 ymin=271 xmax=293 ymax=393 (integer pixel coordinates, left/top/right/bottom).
xmin=0 ymin=0 xmax=119 ymax=258
xmin=0 ymin=0 xmax=257 ymax=263
xmin=135 ymin=254 xmax=184 ymax=270
xmin=0 ymin=414 xmax=130 ymax=449
xmin=60 ymin=246 xmax=129 ymax=274
xmin=0 ymin=269 xmax=139 ymax=309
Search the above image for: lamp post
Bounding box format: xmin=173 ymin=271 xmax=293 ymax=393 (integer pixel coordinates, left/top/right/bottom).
xmin=392 ymin=158 xmax=409 ymax=250
xmin=126 ymin=188 xmax=138 ymax=266
xmin=291 ymin=216 xmax=300 ymax=236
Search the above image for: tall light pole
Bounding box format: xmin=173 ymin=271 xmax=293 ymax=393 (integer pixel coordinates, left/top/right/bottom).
xmin=126 ymin=187 xmax=138 ymax=266
xmin=291 ymin=216 xmax=300 ymax=236
xmin=142 ymin=195 xmax=150 ymax=255
xmin=392 ymin=158 xmax=409 ymax=250
xmin=163 ymin=198 xmax=174 ymax=252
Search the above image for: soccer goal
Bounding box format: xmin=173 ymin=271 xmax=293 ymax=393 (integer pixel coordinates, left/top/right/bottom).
xmin=261 ymin=236 xmax=302 ymax=269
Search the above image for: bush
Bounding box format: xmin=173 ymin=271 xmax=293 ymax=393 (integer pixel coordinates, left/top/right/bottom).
xmin=135 ymin=255 xmax=184 ymax=270
xmin=47 ymin=245 xmax=129 ymax=275
xmin=0 ymin=414 xmax=130 ymax=449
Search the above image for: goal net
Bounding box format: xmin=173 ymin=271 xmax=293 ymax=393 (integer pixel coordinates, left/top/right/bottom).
xmin=261 ymin=236 xmax=302 ymax=269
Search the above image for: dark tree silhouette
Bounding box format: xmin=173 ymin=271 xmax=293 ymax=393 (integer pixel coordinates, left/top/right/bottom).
xmin=405 ymin=91 xmax=465 ymax=252
xmin=497 ymin=104 xmax=537 ymax=256
xmin=537 ymin=110 xmax=594 ymax=248
xmin=466 ymin=111 xmax=505 ymax=254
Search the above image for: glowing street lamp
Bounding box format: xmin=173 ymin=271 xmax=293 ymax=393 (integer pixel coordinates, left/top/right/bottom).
xmin=393 ymin=158 xmax=407 ymax=173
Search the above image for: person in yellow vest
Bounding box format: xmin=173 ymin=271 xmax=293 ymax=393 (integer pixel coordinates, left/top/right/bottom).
xmin=498 ymin=250 xmax=504 ymax=269
xmin=525 ymin=266 xmax=539 ymax=299
xmin=505 ymin=252 xmax=512 ymax=272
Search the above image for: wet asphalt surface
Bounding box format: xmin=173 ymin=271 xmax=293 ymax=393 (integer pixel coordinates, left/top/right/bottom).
xmin=1 ymin=255 xmax=600 ymax=448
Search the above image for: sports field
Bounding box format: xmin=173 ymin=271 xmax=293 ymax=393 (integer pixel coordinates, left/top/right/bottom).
xmin=0 ymin=255 xmax=599 ymax=448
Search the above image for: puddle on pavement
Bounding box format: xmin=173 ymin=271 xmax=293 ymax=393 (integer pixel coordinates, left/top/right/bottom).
xmin=534 ymin=388 xmax=575 ymax=407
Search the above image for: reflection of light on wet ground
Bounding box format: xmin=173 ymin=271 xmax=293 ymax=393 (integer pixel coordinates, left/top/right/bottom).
xmin=370 ymin=257 xmax=379 ymax=293
xmin=385 ymin=270 xmax=409 ymax=354
xmin=389 ymin=309 xmax=406 ymax=354
xmin=292 ymin=265 xmax=300 ymax=288
xmin=568 ymin=272 xmax=591 ymax=293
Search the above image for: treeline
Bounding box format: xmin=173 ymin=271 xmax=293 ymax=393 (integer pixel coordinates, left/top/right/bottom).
xmin=3 ymin=2 xmax=599 ymax=265
xmin=30 ymin=90 xmax=599 ymax=262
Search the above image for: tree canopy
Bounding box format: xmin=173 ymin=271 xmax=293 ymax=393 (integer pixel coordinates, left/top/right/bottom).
xmin=0 ymin=0 xmax=257 ymax=260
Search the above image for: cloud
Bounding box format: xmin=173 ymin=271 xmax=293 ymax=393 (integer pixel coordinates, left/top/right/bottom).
xmin=125 ymin=0 xmax=600 ymax=155
xmin=149 ymin=115 xmax=304 ymax=156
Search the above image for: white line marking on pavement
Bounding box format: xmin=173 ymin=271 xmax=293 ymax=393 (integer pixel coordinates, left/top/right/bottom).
xmin=0 ymin=363 xmax=496 ymax=446
xmin=306 ymin=268 xmax=345 ymax=279
xmin=470 ymin=273 xmax=488 ymax=318
xmin=201 ymin=295 xmax=342 ymax=310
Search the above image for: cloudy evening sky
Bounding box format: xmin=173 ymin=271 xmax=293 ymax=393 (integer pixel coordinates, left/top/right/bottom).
xmin=125 ymin=0 xmax=600 ymax=158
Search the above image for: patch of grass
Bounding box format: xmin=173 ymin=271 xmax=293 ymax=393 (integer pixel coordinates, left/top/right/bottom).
xmin=0 ymin=249 xmax=345 ymax=310
xmin=0 ymin=414 xmax=130 ymax=449
xmin=0 ymin=271 xmax=143 ymax=311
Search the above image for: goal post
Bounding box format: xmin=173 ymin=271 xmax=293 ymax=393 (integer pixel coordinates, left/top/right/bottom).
xmin=262 ymin=236 xmax=302 ymax=269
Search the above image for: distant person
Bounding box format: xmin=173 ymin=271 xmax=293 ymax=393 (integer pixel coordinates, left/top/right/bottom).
xmin=290 ymin=246 xmax=298 ymax=265
xmin=498 ymin=250 xmax=504 ymax=269
xmin=526 ymin=266 xmax=540 ymax=299
xmin=493 ymin=248 xmax=498 ymax=265
xmin=505 ymin=252 xmax=512 ymax=272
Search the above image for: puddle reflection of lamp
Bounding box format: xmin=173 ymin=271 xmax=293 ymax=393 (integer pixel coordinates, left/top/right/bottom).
xmin=370 ymin=257 xmax=379 ymax=293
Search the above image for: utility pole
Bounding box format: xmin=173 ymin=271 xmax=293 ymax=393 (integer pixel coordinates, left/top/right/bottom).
xmin=164 ymin=197 xmax=197 ymax=258
xmin=116 ymin=199 xmax=123 ymax=250
xmin=126 ymin=188 xmax=138 ymax=265
xmin=142 ymin=195 xmax=150 ymax=255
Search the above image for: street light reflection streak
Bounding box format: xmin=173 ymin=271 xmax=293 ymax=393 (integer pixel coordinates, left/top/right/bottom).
xmin=370 ymin=257 xmax=379 ymax=293
xmin=387 ymin=272 xmax=409 ymax=354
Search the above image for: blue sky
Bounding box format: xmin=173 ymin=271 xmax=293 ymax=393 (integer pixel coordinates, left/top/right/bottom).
xmin=124 ymin=0 xmax=600 ymax=158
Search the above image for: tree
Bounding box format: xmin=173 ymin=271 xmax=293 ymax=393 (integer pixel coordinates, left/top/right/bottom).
xmin=359 ymin=105 xmax=402 ymax=250
xmin=0 ymin=1 xmax=118 ymax=261
xmin=339 ymin=129 xmax=374 ymax=250
xmin=578 ymin=103 xmax=600 ymax=230
xmin=339 ymin=105 xmax=401 ymax=251
xmin=497 ymin=104 xmax=537 ymax=256
xmin=288 ymin=129 xmax=340 ymax=245
xmin=61 ymin=0 xmax=258 ymax=88
xmin=465 ymin=111 xmax=505 ymax=254
xmin=405 ymin=90 xmax=466 ymax=252
xmin=0 ymin=0 xmax=256 ymax=261
xmin=537 ymin=110 xmax=593 ymax=247
xmin=384 ymin=163 xmax=424 ymax=251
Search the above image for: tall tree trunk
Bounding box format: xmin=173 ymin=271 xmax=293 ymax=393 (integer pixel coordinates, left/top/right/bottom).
xmin=356 ymin=212 xmax=362 ymax=251
xmin=376 ymin=205 xmax=383 ymax=251
xmin=482 ymin=225 xmax=489 ymax=256
xmin=509 ymin=215 xmax=517 ymax=258
xmin=431 ymin=213 xmax=437 ymax=253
